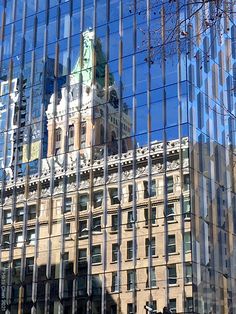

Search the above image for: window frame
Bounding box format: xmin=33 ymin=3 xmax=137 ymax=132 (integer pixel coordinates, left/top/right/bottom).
xmin=127 ymin=240 xmax=133 ymax=260
xmin=145 ymin=237 xmax=156 ymax=257
xmin=168 ymin=265 xmax=177 ymax=285
xmin=167 ymin=234 xmax=176 ymax=254
xmin=92 ymin=245 xmax=101 ymax=264
xmin=112 ymin=243 xmax=119 ymax=262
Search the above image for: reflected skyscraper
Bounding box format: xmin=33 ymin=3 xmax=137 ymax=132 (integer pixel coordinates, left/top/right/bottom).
xmin=0 ymin=1 xmax=235 ymax=314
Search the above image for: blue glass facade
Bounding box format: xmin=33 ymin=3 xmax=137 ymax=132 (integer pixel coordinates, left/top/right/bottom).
xmin=0 ymin=0 xmax=235 ymax=313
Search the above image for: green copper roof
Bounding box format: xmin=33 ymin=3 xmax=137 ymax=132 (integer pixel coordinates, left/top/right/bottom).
xmin=72 ymin=31 xmax=114 ymax=88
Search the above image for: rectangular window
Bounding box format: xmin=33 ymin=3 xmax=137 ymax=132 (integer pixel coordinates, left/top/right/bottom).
xmin=145 ymin=237 xmax=155 ymax=257
xmin=167 ymin=176 xmax=174 ymax=193
xmin=15 ymin=207 xmax=24 ymax=222
xmin=78 ymin=248 xmax=87 ymax=264
xmin=168 ymin=235 xmax=176 ymax=254
xmin=184 ymin=232 xmax=191 ymax=253
xmin=25 ymin=283 xmax=32 ymax=302
xmin=112 ymin=243 xmax=119 ymax=262
xmin=143 ymin=180 xmax=156 ymax=198
xmin=68 ymin=125 xmax=74 ymax=151
xmin=79 ymin=220 xmax=88 ymax=237
xmin=128 ymin=185 xmax=133 ymax=202
xmin=26 ymin=257 xmax=34 ymax=275
xmin=144 ymin=207 xmax=156 ymax=225
xmin=55 ymin=128 xmax=62 ymax=155
xmin=64 ymin=223 xmax=70 ymax=238
xmin=92 ymin=245 xmax=101 ymax=264
xmin=65 ymin=197 xmax=72 ymax=212
xmin=127 ymin=270 xmax=135 ymax=291
xmin=63 ymin=252 xmax=73 ymax=276
xmin=92 ymin=216 xmax=101 ymax=232
xmin=80 ymin=122 xmax=86 ymax=148
xmin=185 ymin=263 xmax=192 ymax=283
xmin=15 ymin=232 xmax=23 ymax=247
xmin=127 ymin=211 xmax=134 ymax=229
xmin=146 ymin=267 xmax=156 ymax=288
xmin=93 ymin=190 xmax=103 ymax=208
xmin=184 ymin=199 xmax=191 ymax=219
xmin=127 ymin=240 xmax=133 ymax=260
xmin=150 ymin=180 xmax=156 ymax=197
xmin=168 ymin=265 xmax=177 ymax=285
xmin=13 ymin=259 xmax=21 ymax=282
xmin=111 ymin=271 xmax=119 ymax=292
xmin=79 ymin=194 xmax=88 ymax=211
xmin=169 ymin=299 xmax=177 ymax=313
xmin=28 ymin=205 xmax=36 ymax=220
xmin=27 ymin=230 xmax=36 ymax=245
xmin=92 ymin=275 xmax=102 ymax=295
xmin=144 ymin=181 xmax=148 ymax=198
xmin=2 ymin=234 xmax=10 ymax=249
xmin=111 ymin=214 xmax=118 ymax=231
xmin=166 ymin=204 xmax=175 ymax=221
xmin=127 ymin=303 xmax=134 ymax=314
xmin=78 ymin=275 xmax=87 ymax=296
xmin=109 ymin=188 xmax=119 ymax=205
xmin=3 ymin=210 xmax=12 ymax=224
xmin=183 ymin=174 xmax=190 ymax=191
xmin=186 ymin=297 xmax=193 ymax=312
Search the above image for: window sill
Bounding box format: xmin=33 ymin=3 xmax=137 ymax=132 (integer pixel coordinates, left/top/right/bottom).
xmin=185 ymin=282 xmax=192 ymax=286
xmin=93 ymin=206 xmax=102 ymax=210
xmin=126 ymin=289 xmax=141 ymax=293
xmin=168 ymin=284 xmax=179 ymax=287
xmin=65 ymin=237 xmax=73 ymax=241
xmin=143 ymin=224 xmax=159 ymax=228
xmin=124 ymin=227 xmax=140 ymax=231
xmin=63 ymin=211 xmax=72 ymax=215
xmin=110 ymin=291 xmax=119 ymax=294
xmin=162 ymin=220 xmax=178 ymax=226
xmin=144 ymin=286 xmax=159 ymax=291
xmin=110 ymin=261 xmax=118 ymax=264
xmin=184 ymin=218 xmax=191 ymax=221
xmin=91 ymin=262 xmax=102 ymax=266
xmin=109 ymin=230 xmax=118 ymax=234
xmin=78 ymin=235 xmax=88 ymax=239
xmin=144 ymin=255 xmax=159 ymax=259
xmin=125 ymin=258 xmax=140 ymax=262
xmin=164 ymin=252 xmax=180 ymax=257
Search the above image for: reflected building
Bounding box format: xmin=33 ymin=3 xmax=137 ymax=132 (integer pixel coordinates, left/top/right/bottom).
xmin=0 ymin=1 xmax=235 ymax=314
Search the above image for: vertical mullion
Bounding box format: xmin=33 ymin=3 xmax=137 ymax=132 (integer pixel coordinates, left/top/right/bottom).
xmin=176 ymin=0 xmax=187 ymax=312
xmin=146 ymin=0 xmax=154 ymax=307
xmin=161 ymin=2 xmax=169 ymax=308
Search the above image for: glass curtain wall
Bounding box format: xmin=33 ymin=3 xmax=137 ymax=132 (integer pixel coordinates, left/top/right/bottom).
xmin=0 ymin=0 xmax=234 ymax=314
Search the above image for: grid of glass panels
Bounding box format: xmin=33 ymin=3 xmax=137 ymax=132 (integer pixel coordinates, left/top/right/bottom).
xmin=0 ymin=0 xmax=235 ymax=314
